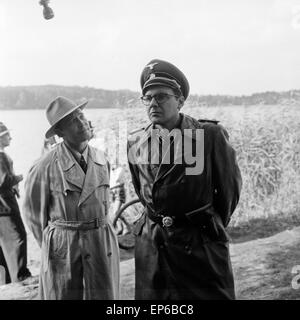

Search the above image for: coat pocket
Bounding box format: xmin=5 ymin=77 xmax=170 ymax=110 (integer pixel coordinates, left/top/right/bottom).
xmin=49 ymin=228 xmax=68 ymax=260
xmin=41 ymin=225 xmax=55 ymax=272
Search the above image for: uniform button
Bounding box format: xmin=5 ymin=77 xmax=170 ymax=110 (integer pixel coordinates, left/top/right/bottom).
xmin=84 ymin=254 xmax=91 ymax=260
xmin=159 ymin=244 xmax=164 ymax=249
xmin=185 ymin=245 xmax=192 ymax=255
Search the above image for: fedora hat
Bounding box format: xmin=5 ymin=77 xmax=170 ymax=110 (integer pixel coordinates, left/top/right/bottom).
xmin=0 ymin=122 xmax=10 ymax=137
xmin=45 ymin=96 xmax=88 ymax=138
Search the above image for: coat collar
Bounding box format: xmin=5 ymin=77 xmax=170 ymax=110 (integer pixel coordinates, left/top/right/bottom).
xmin=154 ymin=114 xmax=203 ymax=182
xmin=180 ymin=113 xmax=202 ymax=131
xmin=136 ymin=113 xmax=201 ymax=147
xmin=56 ymin=143 xmax=84 ymax=190
xmin=56 ymin=142 xmax=108 ymax=204
xmin=130 ymin=113 xmax=203 ymax=183
xmin=57 ymin=142 xmax=106 ymax=170
xmin=79 ymin=147 xmax=109 ymax=205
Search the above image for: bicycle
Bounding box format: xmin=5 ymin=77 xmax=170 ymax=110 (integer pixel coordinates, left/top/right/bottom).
xmin=112 ymin=198 xmax=143 ymax=250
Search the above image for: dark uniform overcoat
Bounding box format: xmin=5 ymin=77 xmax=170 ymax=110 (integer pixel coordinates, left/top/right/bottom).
xmin=127 ymin=113 xmax=242 ymax=300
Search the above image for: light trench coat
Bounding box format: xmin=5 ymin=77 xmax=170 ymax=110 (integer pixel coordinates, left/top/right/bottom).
xmin=23 ymin=142 xmax=120 ymax=300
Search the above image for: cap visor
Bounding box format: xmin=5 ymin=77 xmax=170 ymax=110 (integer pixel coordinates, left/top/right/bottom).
xmin=142 ymin=79 xmax=180 ymax=94
xmin=0 ymin=130 xmax=10 ymax=137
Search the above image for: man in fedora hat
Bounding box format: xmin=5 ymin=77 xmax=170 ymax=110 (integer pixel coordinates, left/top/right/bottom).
xmin=23 ymin=96 xmax=120 ymax=300
xmin=0 ymin=122 xmax=32 ymax=284
xmin=127 ymin=59 xmax=242 ymax=299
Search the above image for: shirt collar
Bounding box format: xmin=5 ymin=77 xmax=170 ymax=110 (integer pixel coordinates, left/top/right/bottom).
xmin=63 ymin=142 xmax=88 ymax=163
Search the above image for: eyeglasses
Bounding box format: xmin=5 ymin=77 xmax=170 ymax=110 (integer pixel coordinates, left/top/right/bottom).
xmin=140 ymin=93 xmax=178 ymax=106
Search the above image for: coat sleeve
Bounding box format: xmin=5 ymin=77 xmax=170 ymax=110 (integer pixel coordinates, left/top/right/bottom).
xmin=211 ymin=125 xmax=242 ymax=227
xmin=22 ymin=160 xmax=50 ymax=247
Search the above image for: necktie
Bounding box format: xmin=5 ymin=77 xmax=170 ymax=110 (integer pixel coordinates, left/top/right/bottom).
xmin=79 ymin=154 xmax=87 ymax=174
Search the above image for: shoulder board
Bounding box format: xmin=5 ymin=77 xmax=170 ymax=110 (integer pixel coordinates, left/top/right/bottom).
xmin=129 ymin=127 xmax=145 ymax=135
xmin=198 ymin=119 xmax=219 ymax=125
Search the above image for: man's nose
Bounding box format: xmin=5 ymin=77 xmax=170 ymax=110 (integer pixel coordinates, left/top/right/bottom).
xmin=149 ymin=97 xmax=158 ymax=107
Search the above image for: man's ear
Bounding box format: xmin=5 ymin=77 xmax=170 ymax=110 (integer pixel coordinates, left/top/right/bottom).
xmin=178 ymin=95 xmax=185 ymax=110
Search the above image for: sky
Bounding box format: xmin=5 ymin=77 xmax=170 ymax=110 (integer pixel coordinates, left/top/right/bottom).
xmin=0 ymin=0 xmax=300 ymax=95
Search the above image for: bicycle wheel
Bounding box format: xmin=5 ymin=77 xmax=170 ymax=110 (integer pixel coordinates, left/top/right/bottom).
xmin=113 ymin=198 xmax=143 ymax=250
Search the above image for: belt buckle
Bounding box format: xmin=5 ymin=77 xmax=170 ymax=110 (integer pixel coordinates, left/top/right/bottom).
xmin=162 ymin=216 xmax=174 ymax=228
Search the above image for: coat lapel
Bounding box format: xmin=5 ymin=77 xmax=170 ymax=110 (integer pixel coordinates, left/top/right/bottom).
xmin=154 ymin=126 xmax=185 ymax=183
xmin=154 ymin=114 xmax=201 ymax=183
xmin=57 ymin=143 xmax=85 ymax=190
xmin=79 ymin=146 xmax=109 ymax=205
xmin=154 ymin=140 xmax=176 ymax=183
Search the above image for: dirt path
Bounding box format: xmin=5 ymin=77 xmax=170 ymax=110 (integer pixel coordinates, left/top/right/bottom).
xmin=1 ymin=227 xmax=300 ymax=300
xmin=232 ymin=226 xmax=300 ymax=299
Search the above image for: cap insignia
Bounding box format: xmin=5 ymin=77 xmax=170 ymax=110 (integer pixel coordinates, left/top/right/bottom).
xmin=145 ymin=62 xmax=158 ymax=70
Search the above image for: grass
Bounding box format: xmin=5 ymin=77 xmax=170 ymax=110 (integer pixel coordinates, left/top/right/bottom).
xmin=228 ymin=210 xmax=300 ymax=243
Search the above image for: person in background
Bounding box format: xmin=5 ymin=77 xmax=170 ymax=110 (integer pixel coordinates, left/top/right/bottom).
xmin=41 ymin=135 xmax=61 ymax=156
xmin=0 ymin=122 xmax=32 ymax=284
xmin=23 ymin=96 xmax=120 ymax=300
xmin=127 ymin=59 xmax=242 ymax=300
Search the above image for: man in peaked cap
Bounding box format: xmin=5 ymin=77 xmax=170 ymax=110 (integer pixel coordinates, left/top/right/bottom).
xmin=23 ymin=96 xmax=120 ymax=300
xmin=127 ymin=59 xmax=242 ymax=299
xmin=0 ymin=122 xmax=32 ymax=284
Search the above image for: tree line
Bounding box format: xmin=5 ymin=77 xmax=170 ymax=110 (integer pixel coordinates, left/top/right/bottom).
xmin=0 ymin=85 xmax=299 ymax=110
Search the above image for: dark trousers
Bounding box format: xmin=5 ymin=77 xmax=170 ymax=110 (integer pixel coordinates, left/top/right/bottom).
xmin=0 ymin=213 xmax=31 ymax=283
